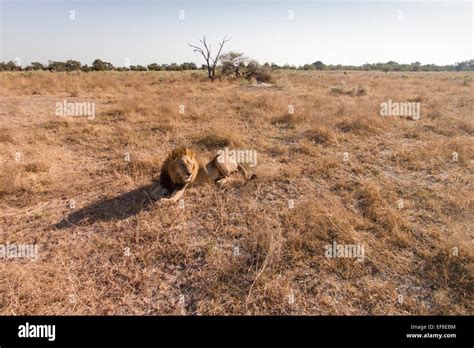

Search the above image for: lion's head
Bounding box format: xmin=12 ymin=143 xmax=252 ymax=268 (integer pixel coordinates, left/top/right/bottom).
xmin=160 ymin=147 xmax=199 ymax=189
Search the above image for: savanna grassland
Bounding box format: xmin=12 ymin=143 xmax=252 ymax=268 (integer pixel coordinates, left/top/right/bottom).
xmin=0 ymin=70 xmax=472 ymax=315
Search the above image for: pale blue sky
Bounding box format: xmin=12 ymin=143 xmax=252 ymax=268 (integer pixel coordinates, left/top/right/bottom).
xmin=0 ymin=0 xmax=472 ymax=67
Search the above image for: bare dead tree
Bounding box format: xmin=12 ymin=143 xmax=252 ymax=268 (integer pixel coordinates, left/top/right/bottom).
xmin=189 ymin=35 xmax=229 ymax=81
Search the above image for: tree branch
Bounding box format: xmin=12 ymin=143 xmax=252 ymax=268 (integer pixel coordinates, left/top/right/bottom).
xmin=210 ymin=36 xmax=230 ymax=67
xmin=189 ymin=35 xmax=230 ymax=80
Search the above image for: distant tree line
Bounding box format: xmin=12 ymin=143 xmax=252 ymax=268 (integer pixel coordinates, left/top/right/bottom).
xmin=0 ymin=58 xmax=472 ymax=72
xmin=294 ymin=60 xmax=474 ymax=72
xmin=0 ymin=59 xmax=200 ymax=72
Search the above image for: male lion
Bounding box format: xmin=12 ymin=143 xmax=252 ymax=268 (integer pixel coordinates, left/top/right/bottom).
xmin=151 ymin=147 xmax=254 ymax=203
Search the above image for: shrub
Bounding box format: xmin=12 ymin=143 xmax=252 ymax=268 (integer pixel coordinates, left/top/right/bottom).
xmin=27 ymin=62 xmax=45 ymax=71
xmin=244 ymin=60 xmax=273 ymax=83
xmin=147 ymin=63 xmax=162 ymax=71
xmin=48 ymin=61 xmax=67 ymax=72
xmin=220 ymin=51 xmax=248 ymax=78
xmin=65 ymin=60 xmax=82 ymax=71
xmin=130 ymin=65 xmax=147 ymax=71
xmin=92 ymin=59 xmax=115 ymax=71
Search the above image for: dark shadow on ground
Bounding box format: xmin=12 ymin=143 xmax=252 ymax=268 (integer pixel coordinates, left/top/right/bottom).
xmin=54 ymin=183 xmax=165 ymax=229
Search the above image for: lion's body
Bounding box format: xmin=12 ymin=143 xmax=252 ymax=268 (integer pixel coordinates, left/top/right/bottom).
xmin=206 ymin=154 xmax=248 ymax=184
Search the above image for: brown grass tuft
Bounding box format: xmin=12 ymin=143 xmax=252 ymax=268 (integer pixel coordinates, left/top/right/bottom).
xmin=305 ymin=126 xmax=337 ymax=145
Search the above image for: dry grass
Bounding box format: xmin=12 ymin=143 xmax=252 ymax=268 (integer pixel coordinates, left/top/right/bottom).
xmin=0 ymin=70 xmax=472 ymax=315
